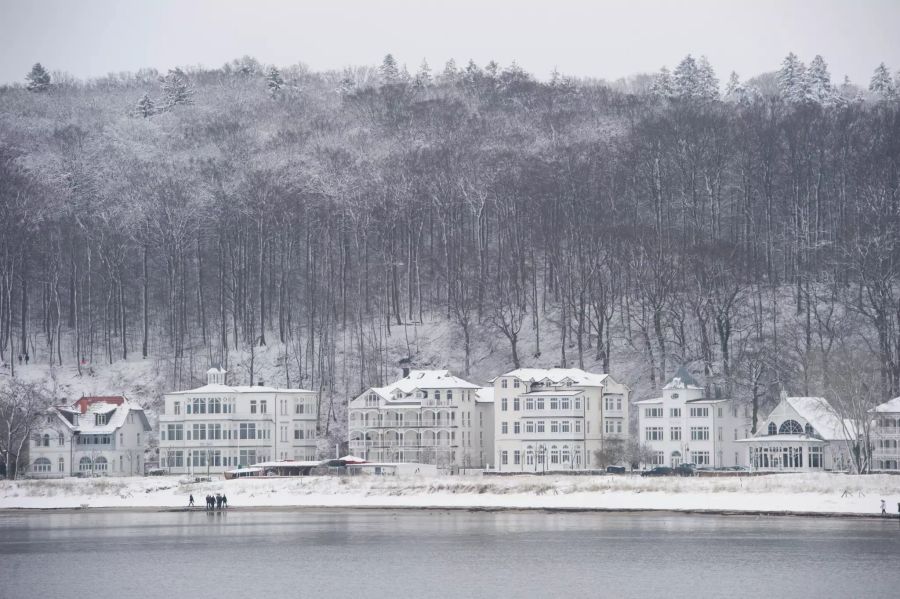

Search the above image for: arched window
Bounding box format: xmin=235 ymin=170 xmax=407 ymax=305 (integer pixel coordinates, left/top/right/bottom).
xmin=58 ymin=432 xmax=65 ymax=446
xmin=33 ymin=458 xmax=51 ymax=473
xmin=94 ymin=457 xmax=108 ymax=471
xmin=42 ymin=434 xmax=50 ymax=447
xmin=779 ymin=420 xmax=803 ymax=435
xmin=804 ymin=423 xmax=815 ymax=436
xmin=767 ymin=422 xmax=777 ymax=436
xmin=58 ymin=457 xmax=65 ymax=472
xmin=79 ymin=456 xmax=93 ymax=472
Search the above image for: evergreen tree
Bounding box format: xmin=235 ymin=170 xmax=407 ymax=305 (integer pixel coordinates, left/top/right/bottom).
xmin=379 ymin=54 xmax=399 ymax=84
xmin=413 ymin=59 xmax=432 ymax=88
xmin=673 ymin=55 xmax=701 ymax=98
xmin=25 ymin=62 xmax=51 ymax=92
xmin=650 ymin=66 xmax=674 ymax=98
xmin=135 ymin=93 xmax=155 ymax=118
xmin=485 ymin=60 xmax=499 ymax=79
xmin=265 ymin=66 xmax=284 ymax=96
xmin=806 ymin=55 xmax=836 ymax=105
xmin=440 ymin=59 xmax=459 ymax=83
xmin=161 ymin=68 xmax=194 ymax=109
xmin=869 ymin=63 xmax=896 ymax=100
xmin=696 ymin=56 xmax=720 ymax=99
xmin=463 ymin=59 xmax=482 ymax=86
xmin=777 ymin=52 xmax=808 ymax=103
xmin=724 ymin=71 xmax=743 ymax=102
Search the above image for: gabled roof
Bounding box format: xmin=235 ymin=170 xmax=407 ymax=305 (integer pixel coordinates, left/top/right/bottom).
xmin=496 ymin=368 xmax=610 ymax=388
xmin=872 ymin=397 xmax=900 ymax=413
xmin=786 ymin=396 xmax=856 ymax=441
xmin=362 ymin=370 xmax=485 ymax=404
xmin=50 ymin=398 xmax=151 ymax=434
xmin=663 ymin=365 xmax=703 ymax=390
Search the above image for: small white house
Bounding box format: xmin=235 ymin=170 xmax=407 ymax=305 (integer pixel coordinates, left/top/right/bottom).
xmin=28 ymin=396 xmax=151 ymax=477
xmin=739 ymin=395 xmax=856 ymax=472
xmin=871 ymin=397 xmax=900 ymax=471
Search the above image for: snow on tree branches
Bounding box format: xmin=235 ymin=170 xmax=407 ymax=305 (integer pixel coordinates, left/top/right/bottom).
xmin=25 ymin=63 xmax=51 ymax=92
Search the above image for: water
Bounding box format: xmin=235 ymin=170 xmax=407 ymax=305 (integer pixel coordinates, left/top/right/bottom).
xmin=1 ymin=509 xmax=899 ymax=599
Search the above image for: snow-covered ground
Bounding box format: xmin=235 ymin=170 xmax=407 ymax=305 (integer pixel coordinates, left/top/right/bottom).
xmin=2 ymin=473 xmax=899 ymax=516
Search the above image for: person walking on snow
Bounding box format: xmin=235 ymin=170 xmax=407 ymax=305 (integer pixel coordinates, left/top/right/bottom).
xmin=881 ymin=499 xmax=887 ymax=516
xmin=189 ymin=494 xmax=194 ymax=507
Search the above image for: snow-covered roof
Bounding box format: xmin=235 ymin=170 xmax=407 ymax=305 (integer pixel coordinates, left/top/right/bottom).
xmin=252 ymin=460 xmax=322 ymax=468
xmin=871 ymin=397 xmax=900 ymax=413
xmin=496 ymin=368 xmax=610 ymax=387
xmin=367 ymin=369 xmax=482 ymax=401
xmin=736 ymin=434 xmax=826 ymax=444
xmin=521 ymin=389 xmax=583 ymax=396
xmin=52 ymin=398 xmax=151 ymax=434
xmin=786 ymin=396 xmax=855 ymax=441
xmin=663 ymin=366 xmax=704 ymax=390
xmin=475 ymin=388 xmax=494 ymax=403
xmin=168 ymin=383 xmax=315 ymax=395
xmin=634 ymin=397 xmax=663 ymax=405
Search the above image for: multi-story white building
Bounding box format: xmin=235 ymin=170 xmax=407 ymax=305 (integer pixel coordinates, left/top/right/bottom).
xmin=28 ymin=395 xmax=151 ymax=477
xmin=347 ymin=369 xmax=494 ymax=470
xmin=493 ymin=368 xmax=630 ymax=472
xmin=635 ymin=367 xmax=751 ymax=468
xmin=739 ymin=394 xmax=856 ymax=472
xmin=158 ymin=368 xmax=318 ymax=475
xmin=872 ymin=397 xmax=900 ymax=471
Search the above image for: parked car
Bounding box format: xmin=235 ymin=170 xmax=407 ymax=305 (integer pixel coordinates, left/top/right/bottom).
xmin=606 ymin=466 xmax=626 ymax=474
xmin=641 ymin=466 xmax=673 ymax=477
xmin=674 ymin=463 xmax=695 ymax=476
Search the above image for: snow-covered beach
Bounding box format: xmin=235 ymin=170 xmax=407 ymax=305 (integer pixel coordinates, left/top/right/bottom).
xmin=3 ymin=473 xmax=899 ymax=517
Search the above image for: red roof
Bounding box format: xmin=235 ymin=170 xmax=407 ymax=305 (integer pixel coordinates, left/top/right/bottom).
xmin=75 ymin=396 xmax=125 ymax=414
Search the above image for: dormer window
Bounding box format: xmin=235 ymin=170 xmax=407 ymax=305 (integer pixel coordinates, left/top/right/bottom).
xmin=671 ymin=393 xmax=679 ymax=399
xmin=95 ymin=414 xmax=108 ymax=426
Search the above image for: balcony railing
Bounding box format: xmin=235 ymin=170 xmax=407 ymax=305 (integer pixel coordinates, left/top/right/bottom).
xmin=350 ymin=422 xmax=458 ymax=429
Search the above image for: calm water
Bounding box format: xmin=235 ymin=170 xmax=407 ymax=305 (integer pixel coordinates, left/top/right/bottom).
xmin=1 ymin=509 xmax=899 ymax=598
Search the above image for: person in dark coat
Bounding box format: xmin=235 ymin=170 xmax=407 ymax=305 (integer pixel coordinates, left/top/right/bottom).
xmin=189 ymin=494 xmax=194 ymax=507
xmin=222 ymin=494 xmax=228 ymax=509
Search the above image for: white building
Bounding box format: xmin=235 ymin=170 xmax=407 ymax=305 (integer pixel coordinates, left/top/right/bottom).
xmin=28 ymin=396 xmax=151 ymax=477
xmin=739 ymin=394 xmax=856 ymax=472
xmin=158 ymin=368 xmax=318 ymax=475
xmin=870 ymin=397 xmax=900 ymax=471
xmin=635 ymin=367 xmax=751 ymax=468
xmin=493 ymin=368 xmax=630 ymax=472
xmin=347 ymin=369 xmax=494 ymax=470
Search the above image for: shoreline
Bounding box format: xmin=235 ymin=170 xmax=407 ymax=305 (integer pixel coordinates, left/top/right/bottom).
xmin=0 ymin=502 xmax=894 ymax=521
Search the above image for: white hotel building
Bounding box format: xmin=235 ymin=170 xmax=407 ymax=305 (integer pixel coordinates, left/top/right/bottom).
xmin=872 ymin=396 xmax=900 ymax=471
xmin=348 ymin=369 xmax=494 ymax=470
xmin=635 ymin=367 xmax=751 ymax=468
xmin=493 ymin=368 xmax=630 ymax=472
xmin=158 ymin=368 xmax=319 ymax=474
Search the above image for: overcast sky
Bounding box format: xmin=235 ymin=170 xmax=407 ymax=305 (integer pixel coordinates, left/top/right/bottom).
xmin=1 ymin=0 xmax=899 ymax=86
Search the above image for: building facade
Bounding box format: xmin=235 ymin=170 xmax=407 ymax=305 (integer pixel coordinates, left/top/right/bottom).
xmin=635 ymin=367 xmax=751 ymax=468
xmin=493 ymin=368 xmax=630 ymax=472
xmin=347 ymin=370 xmax=494 ymax=470
xmin=158 ymin=368 xmax=319 ymax=474
xmin=28 ymin=396 xmax=151 ymax=477
xmin=871 ymin=397 xmax=900 ymax=471
xmin=740 ymin=394 xmax=856 ymax=472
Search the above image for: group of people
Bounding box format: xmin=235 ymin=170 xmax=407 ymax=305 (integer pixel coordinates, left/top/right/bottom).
xmin=188 ymin=493 xmax=228 ymax=510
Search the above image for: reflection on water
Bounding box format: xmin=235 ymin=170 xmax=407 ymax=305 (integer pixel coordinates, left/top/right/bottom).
xmin=1 ymin=509 xmax=899 ymax=598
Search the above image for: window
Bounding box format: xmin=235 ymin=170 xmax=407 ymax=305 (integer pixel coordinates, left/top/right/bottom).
xmin=513 ymin=379 xmax=520 ymax=388
xmin=537 ymin=421 xmax=546 ymax=433
xmin=238 ymin=449 xmax=257 ymax=467
xmin=167 ymin=424 xmax=184 ymax=441
xmin=94 ymin=457 xmax=108 ymax=471
xmin=32 ymin=458 xmax=52 ymax=473
xmin=447 ymin=390 xmax=454 ymax=401
xmin=805 ymin=423 xmax=815 ymax=436
xmin=208 ymin=423 xmax=222 ymax=440
xmin=718 ymin=427 xmax=723 ymax=441
xmin=779 ymin=420 xmax=803 ymax=435
xmin=670 ymin=428 xmax=682 ymax=441
xmin=192 ymin=398 xmax=207 ymax=414
xmin=645 ymin=427 xmax=663 ymax=441
xmin=526 ymin=421 xmax=535 ymax=433
xmin=575 ymin=398 xmax=581 ymax=410
xmin=79 ymin=456 xmax=93 ymax=472
xmin=525 ymin=398 xmax=534 ymax=411
xmin=690 ymin=427 xmax=710 ymax=441
xmin=809 ymin=447 xmax=823 ymax=468
xmin=167 ymin=451 xmax=184 ymax=468
xmin=561 ymin=398 xmax=570 ymax=410
xmin=550 ymin=421 xmax=559 ymax=433
xmin=767 ymin=422 xmax=777 ymax=435
xmin=58 ymin=457 xmax=65 ymax=472
xmin=692 ymin=451 xmax=710 ymax=466
xmin=718 ymin=407 xmax=723 ymax=417
xmin=550 ymin=446 xmax=560 ymax=464
xmin=501 ymin=398 xmax=508 ymax=412
xmin=514 ymin=422 xmax=521 ymax=434
xmin=501 ymin=379 xmax=508 ymax=389
xmin=536 ymin=399 xmax=545 ymax=410
xmin=575 ymin=420 xmax=582 ymax=433
xmin=689 ymin=407 xmax=709 ymax=418
xmin=501 ymin=450 xmax=508 ymax=465
xmin=514 ymin=450 xmax=521 ymax=465
xmin=250 ymin=400 xmax=257 ymax=414
xmin=174 ymin=402 xmax=181 ymax=415
xmin=550 ymin=398 xmax=559 ymax=410
xmin=501 ymin=422 xmax=508 ymax=434
xmin=645 ymin=407 xmax=663 ymax=418
xmin=239 ymin=423 xmax=256 ymax=440
xmin=58 ymin=433 xmax=65 ymax=446
xmin=651 ymin=451 xmax=665 ymax=465
xmin=260 ymin=400 xmax=267 ymax=414
xmin=561 ymin=421 xmax=570 ymax=433
xmin=95 ymin=413 xmax=108 ymax=426
xmin=513 ymin=398 xmax=520 ymax=411
xmin=192 ymin=423 xmax=207 ymax=441
xmin=209 ymin=398 xmax=222 ymax=414
xmin=670 ymin=408 xmax=681 ymax=418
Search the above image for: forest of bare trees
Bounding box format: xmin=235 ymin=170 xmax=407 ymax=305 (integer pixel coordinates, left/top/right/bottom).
xmin=1 ymin=53 xmax=899 ymax=438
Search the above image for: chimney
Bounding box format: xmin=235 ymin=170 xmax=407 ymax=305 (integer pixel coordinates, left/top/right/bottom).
xmin=402 ymin=367 xmax=410 ymax=378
